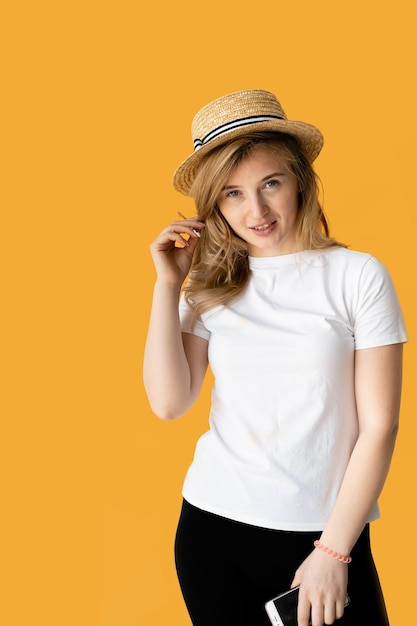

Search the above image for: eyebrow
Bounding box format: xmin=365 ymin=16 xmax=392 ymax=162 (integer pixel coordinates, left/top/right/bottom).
xmin=221 ymin=172 xmax=286 ymax=190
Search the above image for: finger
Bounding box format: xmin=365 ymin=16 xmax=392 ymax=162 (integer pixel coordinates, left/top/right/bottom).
xmin=176 ymin=216 xmax=205 ymax=235
xmin=159 ymin=221 xmax=200 ymax=240
xmin=290 ymin=574 xmax=301 ymax=589
xmin=151 ymin=232 xmax=191 ymax=253
xmin=296 ymin=591 xmax=312 ymax=626
xmin=335 ymin=596 xmax=347 ymax=620
xmin=158 ymin=231 xmax=190 ymax=246
xmin=323 ymin=601 xmax=336 ymax=625
xmin=310 ymin=601 xmax=324 ymax=626
xmin=171 ymin=222 xmax=204 ymax=239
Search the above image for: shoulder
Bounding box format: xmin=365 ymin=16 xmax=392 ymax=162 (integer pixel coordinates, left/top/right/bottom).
xmin=300 ymin=248 xmax=395 ymax=297
xmin=320 ymin=246 xmax=372 ymax=265
xmin=314 ymin=247 xmax=386 ymax=277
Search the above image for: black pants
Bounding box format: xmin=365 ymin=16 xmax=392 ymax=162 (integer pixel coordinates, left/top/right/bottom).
xmin=175 ymin=499 xmax=389 ymax=626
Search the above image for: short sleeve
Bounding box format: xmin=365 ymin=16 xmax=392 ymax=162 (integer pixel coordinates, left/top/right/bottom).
xmin=179 ymin=293 xmax=211 ymax=341
xmin=353 ymin=256 xmax=408 ymax=350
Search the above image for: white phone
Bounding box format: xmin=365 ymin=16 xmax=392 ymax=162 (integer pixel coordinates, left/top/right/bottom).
xmin=265 ymin=586 xmax=350 ymax=626
xmin=265 ymin=586 xmax=300 ymax=626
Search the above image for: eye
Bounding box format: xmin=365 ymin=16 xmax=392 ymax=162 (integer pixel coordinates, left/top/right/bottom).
xmin=264 ymin=179 xmax=280 ymax=189
xmin=225 ymin=189 xmax=240 ymax=198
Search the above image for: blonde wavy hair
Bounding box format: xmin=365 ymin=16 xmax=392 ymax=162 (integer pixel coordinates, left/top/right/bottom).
xmin=184 ymin=132 xmax=345 ymax=322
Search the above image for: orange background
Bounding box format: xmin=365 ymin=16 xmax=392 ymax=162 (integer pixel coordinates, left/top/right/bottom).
xmin=2 ymin=1 xmax=415 ymax=625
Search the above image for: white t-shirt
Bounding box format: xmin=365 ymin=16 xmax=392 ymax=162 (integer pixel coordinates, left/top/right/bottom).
xmin=178 ymin=247 xmax=408 ymax=531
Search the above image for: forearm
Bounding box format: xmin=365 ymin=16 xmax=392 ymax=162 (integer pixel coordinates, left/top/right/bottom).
xmin=319 ymin=424 xmax=398 ymax=555
xmin=293 ymin=425 xmax=398 ymax=626
xmin=320 ymin=344 xmax=402 ymax=556
xmin=143 ymin=281 xmax=193 ymax=419
xmin=293 ymin=344 xmax=403 ymax=626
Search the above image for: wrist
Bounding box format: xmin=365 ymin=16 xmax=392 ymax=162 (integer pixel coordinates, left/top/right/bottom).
xmin=154 ymin=279 xmax=183 ymax=294
xmin=313 ymin=540 xmax=352 ymax=564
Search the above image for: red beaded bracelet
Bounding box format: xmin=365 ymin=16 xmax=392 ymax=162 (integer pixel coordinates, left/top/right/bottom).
xmin=314 ymin=540 xmax=352 ymax=564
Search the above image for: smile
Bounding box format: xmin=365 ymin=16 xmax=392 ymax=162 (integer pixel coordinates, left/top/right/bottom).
xmin=250 ymin=220 xmax=277 ymax=231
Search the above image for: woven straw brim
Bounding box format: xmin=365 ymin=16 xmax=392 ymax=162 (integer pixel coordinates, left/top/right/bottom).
xmin=173 ymin=119 xmax=323 ymax=196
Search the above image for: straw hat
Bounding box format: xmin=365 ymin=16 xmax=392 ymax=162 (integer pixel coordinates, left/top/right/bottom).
xmin=173 ymin=89 xmax=324 ymax=196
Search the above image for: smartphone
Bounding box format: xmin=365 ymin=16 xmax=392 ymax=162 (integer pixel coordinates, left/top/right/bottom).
xmin=265 ymin=586 xmax=300 ymax=626
xmin=265 ymin=586 xmax=350 ymax=626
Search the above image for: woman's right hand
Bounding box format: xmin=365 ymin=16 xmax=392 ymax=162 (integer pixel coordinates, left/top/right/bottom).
xmin=150 ymin=217 xmax=205 ymax=286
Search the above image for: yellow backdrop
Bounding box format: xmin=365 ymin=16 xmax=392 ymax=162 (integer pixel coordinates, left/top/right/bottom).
xmin=2 ymin=1 xmax=415 ymax=625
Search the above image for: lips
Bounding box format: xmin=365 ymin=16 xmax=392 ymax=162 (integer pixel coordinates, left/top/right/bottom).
xmin=249 ymin=219 xmax=277 ymax=231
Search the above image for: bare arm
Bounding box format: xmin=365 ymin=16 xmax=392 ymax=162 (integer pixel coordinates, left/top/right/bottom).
xmin=143 ymin=218 xmax=208 ymax=420
xmin=292 ymin=343 xmax=403 ymax=626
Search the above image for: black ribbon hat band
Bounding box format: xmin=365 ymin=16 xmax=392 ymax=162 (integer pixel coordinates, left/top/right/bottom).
xmin=193 ymin=115 xmax=285 ymax=151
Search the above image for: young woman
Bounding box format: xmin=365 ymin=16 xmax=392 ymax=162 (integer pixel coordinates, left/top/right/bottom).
xmin=143 ymin=90 xmax=407 ymax=626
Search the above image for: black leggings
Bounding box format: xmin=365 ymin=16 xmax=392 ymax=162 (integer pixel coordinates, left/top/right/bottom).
xmin=175 ymin=500 xmax=389 ymax=626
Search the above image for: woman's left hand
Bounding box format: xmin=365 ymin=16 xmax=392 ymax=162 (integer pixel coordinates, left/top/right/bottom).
xmin=291 ymin=549 xmax=348 ymax=626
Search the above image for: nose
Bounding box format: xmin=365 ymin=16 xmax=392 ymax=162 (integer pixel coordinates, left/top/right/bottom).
xmin=247 ymin=192 xmax=268 ymax=219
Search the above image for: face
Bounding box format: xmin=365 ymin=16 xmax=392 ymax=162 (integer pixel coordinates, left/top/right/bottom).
xmin=216 ymin=145 xmax=299 ymax=257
